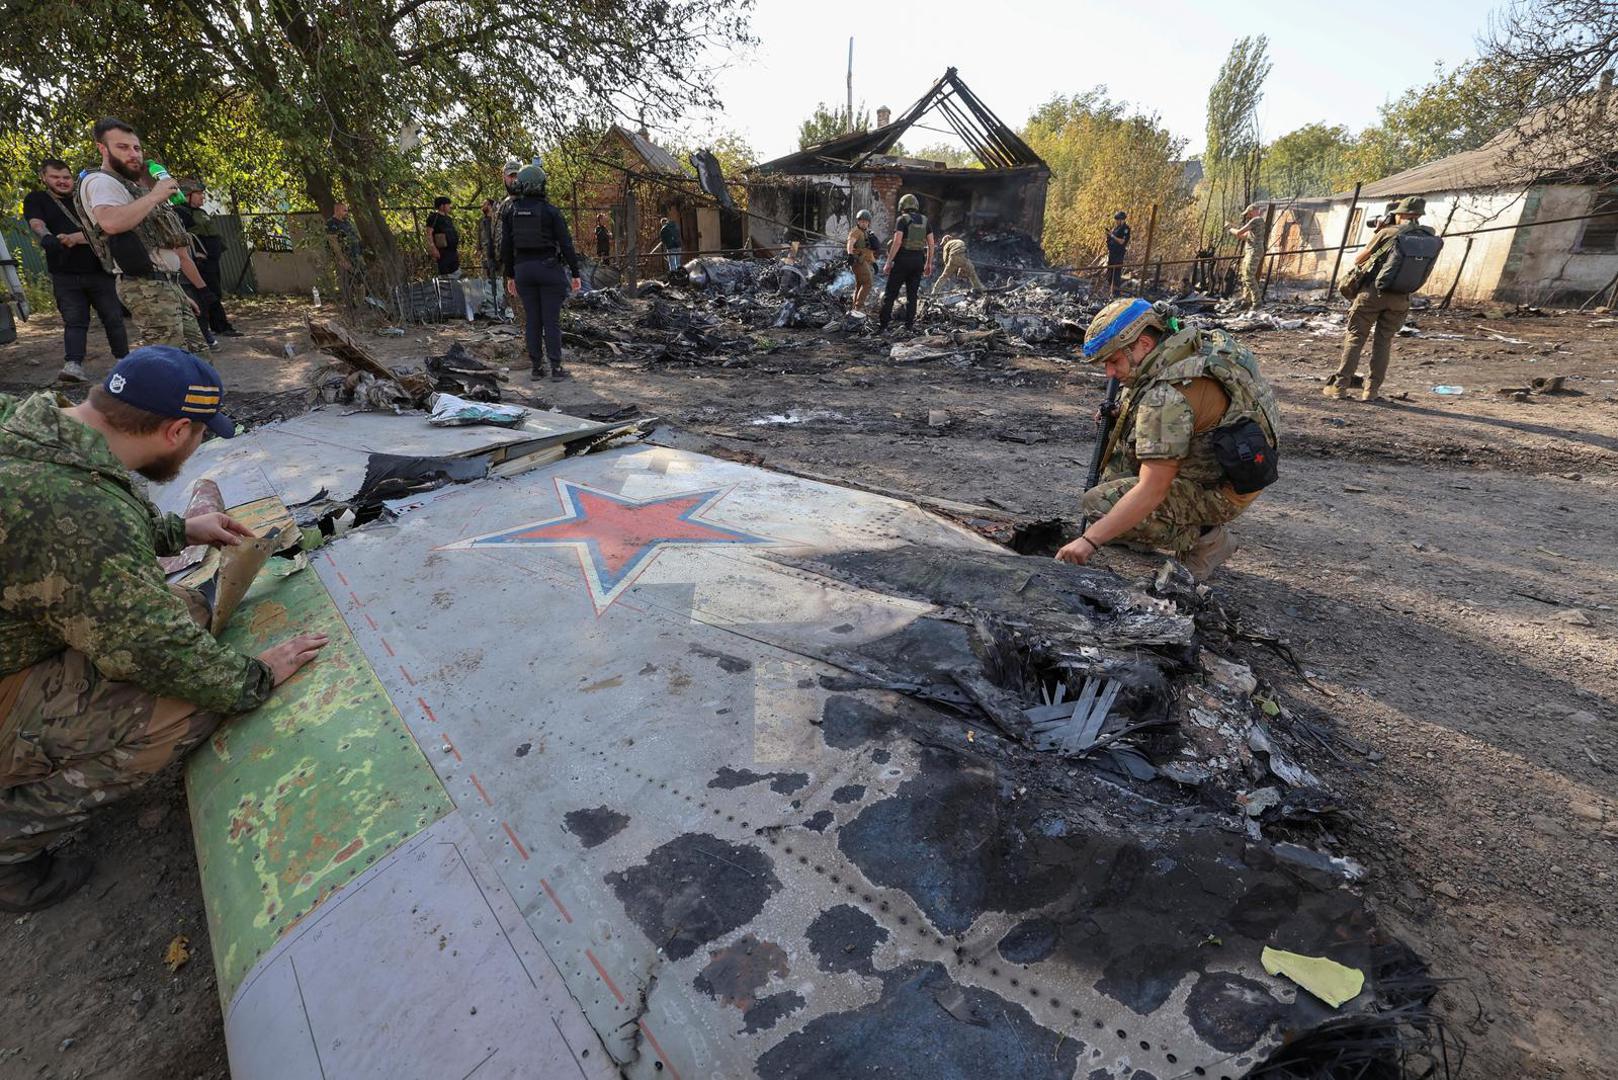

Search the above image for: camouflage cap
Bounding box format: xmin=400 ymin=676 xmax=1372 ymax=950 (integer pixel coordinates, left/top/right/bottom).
xmin=1395 ymin=196 xmax=1426 ymax=215
xmin=503 ymin=157 xmax=523 ymax=175
xmin=1082 ymin=298 xmax=1165 ymax=363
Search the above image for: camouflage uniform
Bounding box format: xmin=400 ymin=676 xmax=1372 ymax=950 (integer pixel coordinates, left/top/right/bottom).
xmin=1083 ymin=327 xmax=1280 ymax=554
xmin=0 ymin=392 xmax=273 ymax=864
xmin=118 ymin=274 xmax=206 ymax=352
xmin=932 ymin=238 xmax=984 ymax=295
xmin=75 ymin=169 xmax=202 ymax=350
xmin=1238 ymin=217 xmax=1267 ymax=307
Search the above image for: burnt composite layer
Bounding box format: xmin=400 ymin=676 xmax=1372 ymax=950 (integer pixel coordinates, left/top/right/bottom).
xmin=756 ymin=961 xmax=1083 ymax=1080
xmin=605 ymin=833 xmax=780 ymax=962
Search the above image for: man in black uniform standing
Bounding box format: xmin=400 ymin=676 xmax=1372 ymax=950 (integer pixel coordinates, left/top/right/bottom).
xmin=879 ymin=193 xmax=935 ymax=332
xmin=23 ymin=159 xmax=129 ymax=383
xmin=424 ymin=196 xmax=461 ymax=276
xmin=1105 ymin=211 xmax=1131 ymax=296
xmin=501 ymin=165 xmax=582 ymax=381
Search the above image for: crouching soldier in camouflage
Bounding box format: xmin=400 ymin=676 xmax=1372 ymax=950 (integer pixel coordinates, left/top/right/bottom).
xmin=0 ymin=347 xmax=328 ymax=911
xmin=1056 ymin=299 xmax=1281 ymax=580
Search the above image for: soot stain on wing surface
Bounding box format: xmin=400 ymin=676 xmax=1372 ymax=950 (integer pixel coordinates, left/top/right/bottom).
xmin=1026 ymin=824 xmax=1369 ymax=1022
xmin=1185 ymin=971 xmax=1284 ymax=1053
xmin=605 ymin=833 xmax=780 ymax=962
xmin=755 ymin=962 xmax=1081 ymax=1080
xmin=742 ymin=991 xmax=805 ymax=1033
xmin=708 ymin=766 xmax=809 ymax=795
xmin=836 ymin=745 xmax=1069 ymax=934
xmin=831 ymin=784 xmax=865 ymax=804
xmin=689 ymin=643 xmax=753 ymax=673
xmin=563 ymin=806 xmax=629 ymax=848
xmin=818 ymin=695 xmax=906 ymax=749
xmin=807 ymin=904 xmax=888 ymax=974
xmin=801 ymin=810 xmax=835 ymax=833
xmin=998 ymin=917 xmax=1059 ymax=965
xmin=692 ymin=934 xmax=788 ymax=1009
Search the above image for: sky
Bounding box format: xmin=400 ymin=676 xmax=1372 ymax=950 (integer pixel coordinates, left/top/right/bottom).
xmin=670 ymin=0 xmax=1497 ymax=162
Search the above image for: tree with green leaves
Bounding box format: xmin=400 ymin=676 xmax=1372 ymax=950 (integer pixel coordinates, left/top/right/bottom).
xmin=1202 ymin=36 xmax=1272 ymax=245
xmin=1022 ymin=90 xmax=1192 ymax=268
xmin=3 ymin=0 xmax=754 ymax=286
xmin=1261 ymin=123 xmax=1354 ymax=198
xmin=911 ymin=143 xmax=980 ymax=169
xmin=798 ymin=103 xmax=872 ymax=149
xmin=1339 ymin=61 xmax=1518 ymax=186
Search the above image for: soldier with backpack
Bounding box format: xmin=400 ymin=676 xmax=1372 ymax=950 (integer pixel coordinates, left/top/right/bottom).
xmin=1327 ymin=195 xmax=1444 ymax=402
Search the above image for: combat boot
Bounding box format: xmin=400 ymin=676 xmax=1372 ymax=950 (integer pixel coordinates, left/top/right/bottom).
xmin=1322 ymin=383 xmax=1348 ymax=400
xmin=1360 ymin=385 xmax=1382 ymax=402
xmin=1182 ymin=525 xmax=1238 ymax=582
xmin=58 ymin=360 xmax=87 ymax=383
xmin=0 ymin=852 xmax=94 ymax=913
xmin=550 ymin=360 xmax=571 ymax=381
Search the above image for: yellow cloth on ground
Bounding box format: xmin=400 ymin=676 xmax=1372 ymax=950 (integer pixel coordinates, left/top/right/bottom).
xmin=1261 ymin=947 xmax=1365 ymax=1007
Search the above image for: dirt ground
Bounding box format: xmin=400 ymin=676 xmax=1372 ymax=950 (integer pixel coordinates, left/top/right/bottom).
xmin=1 ymin=293 xmax=1614 ymax=1079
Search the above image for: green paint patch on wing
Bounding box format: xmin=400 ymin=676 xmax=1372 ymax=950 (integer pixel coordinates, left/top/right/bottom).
xmin=187 ymin=563 xmax=452 ymax=1006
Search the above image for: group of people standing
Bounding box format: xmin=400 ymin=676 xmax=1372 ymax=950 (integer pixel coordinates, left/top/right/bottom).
xmin=22 ymin=118 xmax=241 ymax=384
xmin=843 ymin=193 xmax=988 ymax=332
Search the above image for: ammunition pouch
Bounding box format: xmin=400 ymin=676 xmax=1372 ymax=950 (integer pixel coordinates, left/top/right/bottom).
xmin=1210 ymin=418 xmax=1278 ymax=495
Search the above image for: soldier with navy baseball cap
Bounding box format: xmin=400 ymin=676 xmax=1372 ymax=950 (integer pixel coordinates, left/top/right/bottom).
xmin=100 ymin=344 xmax=237 ymax=440
xmin=0 ymin=345 xmax=328 ymax=911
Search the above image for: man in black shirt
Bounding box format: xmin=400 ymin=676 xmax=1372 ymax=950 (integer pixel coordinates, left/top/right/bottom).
xmin=1105 ymin=211 xmax=1131 ymax=297
xmin=23 ymin=159 xmax=129 ymax=383
xmin=424 ymin=196 xmax=461 ymax=276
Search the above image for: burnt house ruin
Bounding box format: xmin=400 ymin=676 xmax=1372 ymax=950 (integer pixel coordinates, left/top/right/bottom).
xmin=746 ymin=69 xmax=1049 ymax=261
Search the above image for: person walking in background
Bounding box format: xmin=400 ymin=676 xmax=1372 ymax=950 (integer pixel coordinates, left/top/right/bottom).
xmin=879 ymin=193 xmax=934 ymax=332
xmin=23 ymin=158 xmax=128 ymax=383
xmin=501 ymin=165 xmax=582 ymax=381
xmin=656 ymin=216 xmax=682 ymax=272
xmin=1228 ymin=204 xmax=1267 ymax=308
xmin=176 ymin=179 xmax=241 ymax=338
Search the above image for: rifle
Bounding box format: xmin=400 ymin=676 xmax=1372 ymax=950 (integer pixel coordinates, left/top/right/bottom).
xmin=1080 ymin=376 xmax=1122 ymax=529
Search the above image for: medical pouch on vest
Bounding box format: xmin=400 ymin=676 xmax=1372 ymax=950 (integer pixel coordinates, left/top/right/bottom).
xmin=1210 ymin=418 xmax=1278 ymax=494
xmin=511 ymin=203 xmax=556 ymax=257
xmin=1374 ymin=225 xmax=1443 ymax=294
xmin=900 ymin=213 xmax=928 ymax=252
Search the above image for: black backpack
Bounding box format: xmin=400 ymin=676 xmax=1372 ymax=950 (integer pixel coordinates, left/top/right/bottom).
xmin=1375 ymin=225 xmax=1444 ymax=294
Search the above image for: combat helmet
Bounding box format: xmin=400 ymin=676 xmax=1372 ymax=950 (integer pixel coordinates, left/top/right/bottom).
xmin=1081 ymin=298 xmax=1168 ymax=363
xmin=897 ymin=193 xmax=920 ymax=213
xmin=515 ymin=163 xmax=548 ymax=198
xmin=855 ymin=209 xmax=872 ymax=223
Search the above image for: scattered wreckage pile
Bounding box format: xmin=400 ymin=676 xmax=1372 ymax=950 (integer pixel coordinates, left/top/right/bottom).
xmin=533 ymin=232 xmax=1102 ymax=373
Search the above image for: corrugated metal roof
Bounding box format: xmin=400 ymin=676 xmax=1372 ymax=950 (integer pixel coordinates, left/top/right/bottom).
xmin=611 ymin=124 xmax=688 ymax=176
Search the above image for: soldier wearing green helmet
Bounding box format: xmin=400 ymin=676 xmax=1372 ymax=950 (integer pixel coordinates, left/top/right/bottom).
xmin=846 ymin=209 xmax=878 ymax=311
xmin=1327 ymin=195 xmax=1436 ymax=402
xmin=879 ymin=193 xmax=934 ymax=330
xmin=1056 ymin=298 xmax=1281 ymax=580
